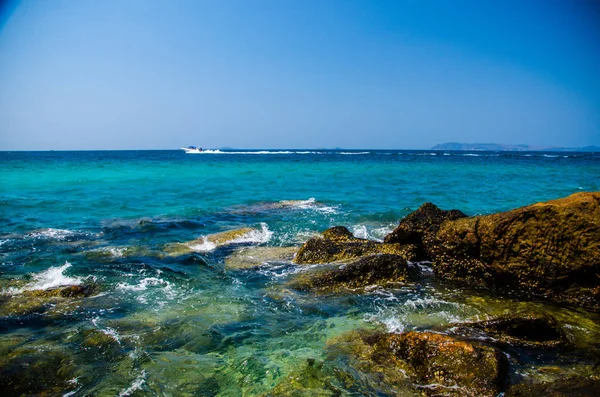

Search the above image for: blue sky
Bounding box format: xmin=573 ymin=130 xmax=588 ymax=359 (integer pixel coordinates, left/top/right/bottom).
xmin=0 ymin=0 xmax=598 ymax=150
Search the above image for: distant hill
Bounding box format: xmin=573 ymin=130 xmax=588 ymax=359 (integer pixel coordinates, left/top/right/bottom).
xmin=431 ymin=142 xmax=600 ymax=152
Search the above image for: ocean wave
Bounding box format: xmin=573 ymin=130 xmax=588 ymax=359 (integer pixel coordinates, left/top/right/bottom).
xmin=193 ymin=150 xmax=324 ymax=155
xmin=118 ymin=370 xmax=147 ymax=397
xmin=187 ymin=238 xmax=218 ymax=252
xmin=116 ymin=277 xmax=170 ymax=292
xmin=187 ymin=223 xmax=273 ymax=253
xmin=339 ymin=152 xmax=370 ymax=155
xmin=228 ymin=223 xmax=273 ymax=244
xmin=8 ymin=262 xmax=83 ymax=294
xmin=364 ymin=293 xmax=475 ymax=333
xmin=27 ymin=228 xmax=78 ymax=240
xmin=281 ymin=197 xmax=339 ymax=214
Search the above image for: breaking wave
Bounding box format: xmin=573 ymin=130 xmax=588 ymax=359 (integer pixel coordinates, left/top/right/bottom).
xmin=8 ymin=261 xmax=82 ymax=294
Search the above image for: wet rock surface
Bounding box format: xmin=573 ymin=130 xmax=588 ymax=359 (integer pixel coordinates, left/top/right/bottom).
xmin=430 ymin=192 xmax=600 ymax=309
xmin=381 ymin=192 xmax=600 ymax=310
xmin=0 ymin=346 xmax=75 ymax=396
xmin=288 ymin=254 xmax=420 ymax=292
xmin=506 ymin=376 xmax=600 ymax=397
xmin=330 ymin=330 xmax=508 ymax=397
xmin=225 ymin=246 xmax=297 ymax=270
xmin=450 ymin=312 xmax=569 ymax=349
xmin=384 ymin=202 xmax=467 ymax=258
xmin=295 ymin=226 xmax=418 ymax=264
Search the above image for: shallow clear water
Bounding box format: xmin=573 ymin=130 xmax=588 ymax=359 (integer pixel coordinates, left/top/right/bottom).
xmin=1 ymin=150 xmax=599 ymax=396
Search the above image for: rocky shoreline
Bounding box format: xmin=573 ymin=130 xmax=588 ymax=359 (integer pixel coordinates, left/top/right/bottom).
xmin=0 ymin=192 xmax=598 ymax=395
xmin=286 ymin=191 xmax=600 ymax=395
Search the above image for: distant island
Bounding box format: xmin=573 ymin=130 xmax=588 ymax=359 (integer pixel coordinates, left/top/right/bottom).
xmin=431 ymin=142 xmax=600 ymax=152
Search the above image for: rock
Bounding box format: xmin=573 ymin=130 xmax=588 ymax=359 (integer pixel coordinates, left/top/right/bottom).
xmin=322 ymin=226 xmax=362 ymax=242
xmin=329 ymin=330 xmax=508 ymax=397
xmin=205 ymin=228 xmax=256 ymax=245
xmin=0 ymin=284 xmax=98 ymax=317
xmin=288 ymin=254 xmax=420 ymax=292
xmin=451 ymin=312 xmax=569 ymax=349
xmin=430 ymin=192 xmax=600 ymax=309
xmin=295 ymin=227 xmax=418 ymax=264
xmin=0 ymin=346 xmax=75 ymax=396
xmin=164 ymin=227 xmax=258 ymax=257
xmin=384 ymin=202 xmax=467 ymax=259
xmin=506 ymin=376 xmax=600 ymax=397
xmin=81 ymin=329 xmax=126 ymax=362
xmin=22 ymin=284 xmax=97 ymax=299
xmin=263 ymin=359 xmax=343 ymax=397
xmin=224 ymin=246 xmax=297 ymax=270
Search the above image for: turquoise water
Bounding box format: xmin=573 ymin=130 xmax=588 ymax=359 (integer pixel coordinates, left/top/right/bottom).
xmin=1 ymin=150 xmax=599 ymax=396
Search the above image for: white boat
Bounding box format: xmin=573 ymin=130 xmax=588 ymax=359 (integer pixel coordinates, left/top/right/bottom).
xmin=181 ymin=146 xmax=203 ymax=153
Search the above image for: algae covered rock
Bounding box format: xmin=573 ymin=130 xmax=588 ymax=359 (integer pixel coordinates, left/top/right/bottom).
xmin=321 ymin=226 xmax=361 ymax=242
xmin=263 ymin=359 xmax=344 ymax=397
xmin=330 ymin=330 xmax=508 ymax=396
xmin=431 ymin=192 xmax=600 ymax=309
xmin=164 ymin=227 xmax=261 ymax=256
xmin=23 ymin=284 xmax=97 ymax=299
xmin=451 ymin=312 xmax=569 ymax=349
xmin=0 ymin=346 xmax=76 ymax=396
xmin=288 ymin=254 xmax=420 ymax=292
xmin=506 ymin=376 xmax=600 ymax=397
xmin=0 ymin=284 xmax=99 ymax=317
xmin=295 ymin=226 xmax=418 ymax=264
xmin=225 ymin=246 xmax=297 ymax=270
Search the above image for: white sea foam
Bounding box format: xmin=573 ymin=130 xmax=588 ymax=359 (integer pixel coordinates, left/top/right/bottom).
xmin=195 ymin=150 xmax=324 ymax=155
xmin=118 ymin=370 xmax=146 ymax=397
xmin=109 ymin=247 xmax=126 ymax=257
xmin=28 ymin=228 xmax=77 ymax=240
xmin=116 ymin=277 xmax=169 ymax=292
xmin=351 ymin=225 xmax=370 ymax=240
xmin=188 ymin=238 xmax=218 ymax=252
xmin=339 ymin=152 xmax=370 ymax=155
xmin=365 ymin=293 xmax=474 ymax=333
xmin=9 ymin=262 xmax=82 ymax=294
xmin=229 ymin=223 xmax=273 ymax=244
xmin=0 ymin=239 xmax=8 ymax=247
xmin=188 ymin=223 xmax=273 ymax=252
xmin=350 ymin=224 xmax=393 ymax=242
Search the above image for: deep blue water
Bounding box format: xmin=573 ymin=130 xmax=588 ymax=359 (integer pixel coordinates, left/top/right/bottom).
xmin=1 ymin=149 xmax=599 ymax=396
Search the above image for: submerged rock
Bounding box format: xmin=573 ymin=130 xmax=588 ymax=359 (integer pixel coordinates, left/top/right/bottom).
xmin=330 ymin=330 xmax=508 ymax=397
xmin=164 ymin=227 xmax=259 ymax=257
xmin=0 ymin=346 xmax=75 ymax=396
xmin=295 ymin=226 xmax=418 ymax=264
xmin=0 ymin=283 xmax=98 ymax=317
xmin=430 ymin=192 xmax=600 ymax=309
xmin=288 ymin=254 xmax=419 ymax=292
xmin=263 ymin=359 xmax=344 ymax=397
xmin=23 ymin=284 xmax=97 ymax=299
xmin=506 ymin=376 xmax=600 ymax=397
xmin=451 ymin=312 xmax=569 ymax=349
xmin=224 ymin=246 xmax=298 ymax=270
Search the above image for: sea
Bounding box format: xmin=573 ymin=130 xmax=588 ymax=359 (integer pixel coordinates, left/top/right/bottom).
xmin=1 ymin=149 xmax=599 ymax=396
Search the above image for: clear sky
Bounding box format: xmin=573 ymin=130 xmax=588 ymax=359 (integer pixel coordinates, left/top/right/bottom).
xmin=0 ymin=0 xmax=598 ymax=150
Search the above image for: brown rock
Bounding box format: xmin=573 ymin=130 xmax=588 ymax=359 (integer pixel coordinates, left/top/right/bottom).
xmin=506 ymin=376 xmax=600 ymax=397
xmin=330 ymin=330 xmax=508 ymax=397
xmin=451 ymin=312 xmax=569 ymax=349
xmin=384 ymin=202 xmax=467 ymax=259
xmin=295 ymin=226 xmax=418 ymax=264
xmin=288 ymin=254 xmax=419 ymax=292
xmin=431 ymin=192 xmax=600 ymax=309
